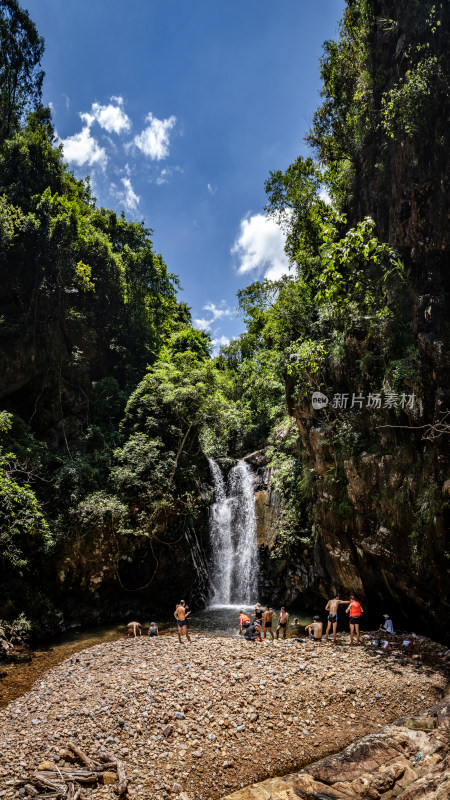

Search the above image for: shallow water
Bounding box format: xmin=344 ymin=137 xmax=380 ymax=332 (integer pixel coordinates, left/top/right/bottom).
xmin=0 ymin=604 xmax=310 ymax=709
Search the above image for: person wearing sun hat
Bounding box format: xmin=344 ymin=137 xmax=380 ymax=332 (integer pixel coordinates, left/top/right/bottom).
xmin=379 ymin=614 xmax=394 ymax=635
xmin=253 ymin=603 xmax=263 ymax=624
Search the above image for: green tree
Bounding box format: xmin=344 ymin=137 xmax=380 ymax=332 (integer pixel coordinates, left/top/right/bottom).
xmin=0 ymin=412 xmax=50 ymax=570
xmin=0 ymin=0 xmax=44 ymax=141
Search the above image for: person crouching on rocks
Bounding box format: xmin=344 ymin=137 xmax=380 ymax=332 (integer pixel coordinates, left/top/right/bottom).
xmin=305 ymin=616 xmax=323 ymax=641
xmin=148 ymin=621 xmax=159 ymax=637
xmin=174 ymin=600 xmax=191 ymax=643
xmin=378 ymin=614 xmax=394 ymax=635
xmin=289 ymin=618 xmax=302 ymax=638
xmin=127 ymin=620 xmax=142 ymax=637
xmin=245 ymin=619 xmax=262 ymax=642
xmin=239 ymin=610 xmax=251 ymax=634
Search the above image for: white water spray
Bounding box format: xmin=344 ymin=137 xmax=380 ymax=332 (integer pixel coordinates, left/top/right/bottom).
xmin=208 ymin=459 xmax=258 ymax=605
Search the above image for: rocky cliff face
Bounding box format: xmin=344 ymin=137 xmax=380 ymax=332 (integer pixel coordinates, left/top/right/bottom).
xmin=253 ymin=0 xmax=450 ymax=635
xmin=246 ymin=444 xmax=449 ymax=638
xmin=45 ymin=503 xmax=211 ymax=627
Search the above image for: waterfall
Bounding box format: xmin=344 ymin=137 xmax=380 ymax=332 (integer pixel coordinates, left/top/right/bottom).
xmin=208 ymin=458 xmax=259 ymax=605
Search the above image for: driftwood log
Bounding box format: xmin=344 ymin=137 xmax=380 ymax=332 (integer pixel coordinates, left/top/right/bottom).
xmin=99 ymin=750 xmax=128 ymax=796
xmin=22 ymin=741 xmax=127 ymax=797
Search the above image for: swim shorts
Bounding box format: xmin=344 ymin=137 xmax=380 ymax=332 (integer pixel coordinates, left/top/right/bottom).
xmin=349 ymin=616 xmax=361 ymax=623
xmin=328 ymin=613 xmax=338 ymax=623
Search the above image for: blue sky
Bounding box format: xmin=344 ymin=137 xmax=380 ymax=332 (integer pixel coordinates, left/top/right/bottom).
xmin=27 ymin=0 xmax=345 ymax=348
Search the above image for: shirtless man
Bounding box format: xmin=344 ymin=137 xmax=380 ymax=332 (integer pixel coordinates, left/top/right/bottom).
xmin=174 ymin=600 xmax=191 ymax=643
xmin=263 ymin=605 xmax=275 ymax=640
xmin=127 ymin=621 xmax=142 ymax=637
xmin=305 ymin=616 xmax=323 ymax=641
xmin=276 ymin=607 xmax=289 ymax=640
xmin=325 ymin=594 xmax=349 ymax=643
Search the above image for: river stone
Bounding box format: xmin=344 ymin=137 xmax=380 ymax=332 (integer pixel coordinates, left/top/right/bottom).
xmin=101 ymin=771 xmax=117 ymax=785
xmin=37 ymin=761 xmax=56 ymax=771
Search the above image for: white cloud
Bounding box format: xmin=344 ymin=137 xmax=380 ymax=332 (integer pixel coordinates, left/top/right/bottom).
xmin=203 ymin=301 xmax=233 ymax=320
xmin=60 ymin=124 xmax=108 ymax=170
xmin=153 ymin=165 xmax=183 ymax=185
xmin=82 ymin=97 xmax=131 ymax=135
xmin=193 ymin=301 xmax=234 ymax=331
xmin=193 ymin=317 xmax=212 ymax=330
xmin=231 ymin=213 xmax=291 ymax=281
xmin=211 ymin=335 xmax=230 ymax=349
xmin=60 ymin=97 xmax=131 ymax=170
xmin=207 ymin=183 xmax=217 ymax=195
xmin=116 ymin=177 xmax=140 ymax=212
xmin=155 ymin=169 xmax=169 ymax=185
xmin=133 ymin=112 xmax=177 ymax=160
xmin=319 ymin=186 xmax=332 ymax=205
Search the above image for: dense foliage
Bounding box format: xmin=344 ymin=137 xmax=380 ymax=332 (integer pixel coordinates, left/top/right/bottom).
xmin=1 ymin=0 xmax=448 ymax=632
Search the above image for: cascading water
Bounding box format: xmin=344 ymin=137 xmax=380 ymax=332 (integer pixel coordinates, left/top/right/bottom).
xmin=208 ymin=458 xmax=259 ymax=605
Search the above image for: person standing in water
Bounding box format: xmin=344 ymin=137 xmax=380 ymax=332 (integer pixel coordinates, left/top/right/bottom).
xmin=174 ymin=600 xmax=191 ymax=643
xmin=325 ymin=594 xmax=349 ymax=643
xmin=346 ymin=595 xmax=364 ymax=645
xmin=263 ymin=605 xmax=275 ymax=640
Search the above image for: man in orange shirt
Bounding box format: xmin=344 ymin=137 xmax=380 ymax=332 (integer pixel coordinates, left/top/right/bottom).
xmin=345 ymin=595 xmax=364 ymax=645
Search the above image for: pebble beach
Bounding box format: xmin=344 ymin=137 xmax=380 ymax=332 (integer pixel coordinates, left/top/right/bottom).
xmin=0 ymin=633 xmax=448 ymax=800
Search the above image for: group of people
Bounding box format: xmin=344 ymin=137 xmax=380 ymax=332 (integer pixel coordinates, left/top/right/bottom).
xmin=127 ymin=593 xmax=395 ymax=645
xmin=239 ymin=594 xmax=393 ymax=645
xmin=127 ymin=620 xmax=159 ymax=637
xmin=127 ymin=599 xmax=192 ymax=641
xmin=238 ymin=604 xmax=290 ymax=640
